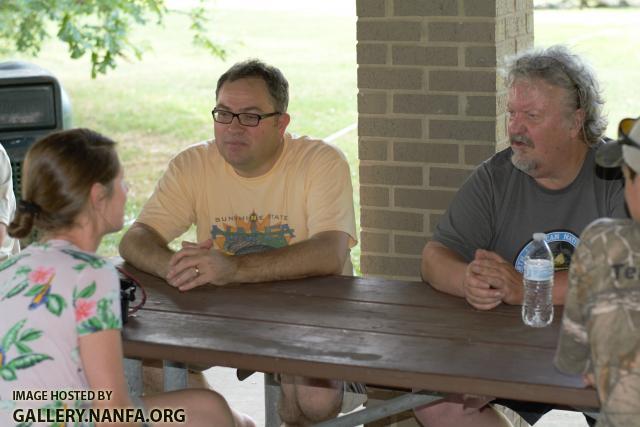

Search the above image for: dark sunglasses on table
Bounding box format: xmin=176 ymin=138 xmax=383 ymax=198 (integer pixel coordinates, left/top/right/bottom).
xmin=212 ymin=108 xmax=281 ymax=127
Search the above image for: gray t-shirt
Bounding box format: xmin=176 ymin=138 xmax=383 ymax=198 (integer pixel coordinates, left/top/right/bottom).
xmin=433 ymin=147 xmax=627 ymax=272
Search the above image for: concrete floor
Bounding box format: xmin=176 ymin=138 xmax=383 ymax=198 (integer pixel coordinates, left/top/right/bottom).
xmin=204 ymin=367 xmax=591 ymax=427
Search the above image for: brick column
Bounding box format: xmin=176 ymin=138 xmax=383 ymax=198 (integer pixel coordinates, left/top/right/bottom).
xmin=357 ymin=0 xmax=533 ymax=281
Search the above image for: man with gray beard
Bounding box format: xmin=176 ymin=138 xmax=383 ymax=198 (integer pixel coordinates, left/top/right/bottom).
xmin=416 ymin=45 xmax=627 ymax=427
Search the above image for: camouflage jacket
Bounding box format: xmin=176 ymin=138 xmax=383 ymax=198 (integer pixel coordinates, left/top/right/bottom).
xmin=555 ymin=218 xmax=640 ymax=427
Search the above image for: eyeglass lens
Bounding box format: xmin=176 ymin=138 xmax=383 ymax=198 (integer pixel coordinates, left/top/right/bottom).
xmin=214 ymin=110 xmax=261 ymax=126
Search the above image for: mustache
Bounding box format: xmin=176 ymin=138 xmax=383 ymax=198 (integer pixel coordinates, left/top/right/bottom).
xmin=510 ymin=134 xmax=534 ymax=147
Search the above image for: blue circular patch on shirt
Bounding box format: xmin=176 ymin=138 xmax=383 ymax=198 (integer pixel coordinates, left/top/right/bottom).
xmin=514 ymin=230 xmax=580 ymax=273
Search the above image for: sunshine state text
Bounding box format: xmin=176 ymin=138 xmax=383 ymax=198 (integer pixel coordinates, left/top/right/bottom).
xmin=13 ymin=407 xmax=186 ymax=424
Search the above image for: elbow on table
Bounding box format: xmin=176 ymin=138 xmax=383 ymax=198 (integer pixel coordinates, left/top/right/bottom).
xmin=326 ymin=251 xmax=347 ymax=275
xmin=119 ymin=223 xmax=155 ymax=264
xmin=118 ymin=229 xmax=136 ymax=263
xmin=295 ymin=255 xmax=343 ymax=279
xmin=313 ymin=231 xmax=350 ymax=276
xmin=420 ymin=242 xmax=439 ymax=284
xmin=420 ymin=242 xmax=454 ymax=295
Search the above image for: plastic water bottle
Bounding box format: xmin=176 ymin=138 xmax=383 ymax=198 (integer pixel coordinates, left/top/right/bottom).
xmin=522 ymin=233 xmax=554 ymax=327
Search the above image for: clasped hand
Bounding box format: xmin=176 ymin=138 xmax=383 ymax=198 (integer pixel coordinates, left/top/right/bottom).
xmin=463 ymin=249 xmax=523 ymax=310
xmin=166 ymin=239 xmax=237 ymax=291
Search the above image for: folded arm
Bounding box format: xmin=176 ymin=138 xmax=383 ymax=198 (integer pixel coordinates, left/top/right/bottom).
xmin=422 ymin=241 xmax=504 ymax=310
xmin=421 ymin=241 xmax=468 ymax=297
xmin=118 ymin=222 xmax=175 ymax=279
xmin=167 ymin=230 xmax=350 ymax=290
xmin=471 ymin=267 xmax=567 ymax=305
xmin=465 ymin=249 xmax=569 ymax=305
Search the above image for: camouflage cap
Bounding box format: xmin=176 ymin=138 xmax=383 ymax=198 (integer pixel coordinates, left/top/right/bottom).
xmin=596 ymin=117 xmax=640 ymax=171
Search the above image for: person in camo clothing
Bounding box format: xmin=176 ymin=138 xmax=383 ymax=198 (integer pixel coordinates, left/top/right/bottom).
xmin=555 ymin=116 xmax=640 ymax=426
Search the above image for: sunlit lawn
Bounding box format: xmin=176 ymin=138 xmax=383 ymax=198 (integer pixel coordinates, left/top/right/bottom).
xmin=6 ymin=6 xmax=360 ymax=265
xmin=534 ymin=8 xmax=640 ymax=132
xmin=4 ymin=5 xmax=638 ymax=275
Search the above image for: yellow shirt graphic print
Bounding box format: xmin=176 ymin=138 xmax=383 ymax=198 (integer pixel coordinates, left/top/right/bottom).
xmin=211 ymin=211 xmax=295 ymax=255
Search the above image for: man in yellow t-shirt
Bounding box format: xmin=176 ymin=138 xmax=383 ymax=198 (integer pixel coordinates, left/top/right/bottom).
xmin=119 ymin=59 xmax=360 ymax=425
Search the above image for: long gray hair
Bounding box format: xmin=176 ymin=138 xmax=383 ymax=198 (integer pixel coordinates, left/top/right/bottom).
xmin=505 ymin=45 xmax=607 ymax=146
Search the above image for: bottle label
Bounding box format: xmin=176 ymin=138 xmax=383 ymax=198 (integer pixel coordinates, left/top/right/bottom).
xmin=524 ymin=259 xmax=553 ymax=281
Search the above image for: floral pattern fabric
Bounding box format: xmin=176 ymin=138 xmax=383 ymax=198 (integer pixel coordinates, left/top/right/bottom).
xmin=0 ymin=240 xmax=121 ymax=426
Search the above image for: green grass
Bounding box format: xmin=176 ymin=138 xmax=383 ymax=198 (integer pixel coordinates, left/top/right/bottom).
xmin=4 ymin=7 xmax=360 ymax=267
xmin=3 ymin=6 xmax=638 ymax=276
xmin=534 ymin=8 xmax=640 ymax=132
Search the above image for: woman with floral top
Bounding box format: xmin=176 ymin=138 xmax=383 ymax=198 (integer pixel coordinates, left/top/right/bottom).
xmin=0 ymin=129 xmax=254 ymax=427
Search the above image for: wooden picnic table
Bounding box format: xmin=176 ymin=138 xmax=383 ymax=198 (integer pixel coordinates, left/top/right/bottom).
xmin=118 ymin=262 xmax=598 ymax=425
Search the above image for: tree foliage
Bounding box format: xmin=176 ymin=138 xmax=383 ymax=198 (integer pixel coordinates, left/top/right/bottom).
xmin=0 ymin=0 xmax=226 ymax=78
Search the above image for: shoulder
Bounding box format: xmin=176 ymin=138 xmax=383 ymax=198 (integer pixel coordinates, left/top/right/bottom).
xmin=171 ymin=140 xmax=218 ymax=166
xmin=577 ymin=219 xmax=640 ymax=267
xmin=19 ymin=243 xmax=118 ymax=290
xmin=62 ymin=246 xmax=117 ymax=272
xmin=162 ymin=140 xmax=220 ymax=181
xmin=286 ymin=134 xmax=349 ymax=166
xmin=581 ymin=217 xmax=637 ymax=244
xmin=46 ymin=244 xmax=116 ymax=278
xmin=480 ymin=147 xmax=514 ymax=174
xmin=465 ymin=147 xmax=517 ymax=188
xmin=0 ymin=144 xmax=10 ymax=164
xmin=0 ymin=144 xmax=11 ymax=181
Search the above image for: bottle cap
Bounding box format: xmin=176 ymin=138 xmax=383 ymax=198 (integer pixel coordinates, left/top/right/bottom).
xmin=533 ymin=232 xmax=546 ymax=241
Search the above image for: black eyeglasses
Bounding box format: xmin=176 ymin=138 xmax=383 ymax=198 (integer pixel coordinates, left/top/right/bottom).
xmin=212 ymin=108 xmax=281 ymax=127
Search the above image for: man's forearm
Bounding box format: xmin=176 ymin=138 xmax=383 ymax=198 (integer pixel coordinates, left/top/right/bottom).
xmin=421 ymin=242 xmax=468 ymax=297
xmin=119 ymin=223 xmax=174 ymax=279
xmin=232 ymin=231 xmax=348 ymax=283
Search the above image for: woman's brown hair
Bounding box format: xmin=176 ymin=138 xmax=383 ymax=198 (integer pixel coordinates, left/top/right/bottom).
xmin=8 ymin=128 xmax=120 ymax=238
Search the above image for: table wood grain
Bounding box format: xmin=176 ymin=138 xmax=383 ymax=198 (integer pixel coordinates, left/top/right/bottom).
xmin=119 ymin=264 xmax=598 ymax=409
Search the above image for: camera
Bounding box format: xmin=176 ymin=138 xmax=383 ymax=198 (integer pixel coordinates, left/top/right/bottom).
xmin=119 ymin=276 xmax=137 ymax=324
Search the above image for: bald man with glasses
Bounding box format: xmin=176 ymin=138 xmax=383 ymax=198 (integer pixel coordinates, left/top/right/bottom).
xmin=119 ymin=59 xmax=362 ymax=426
